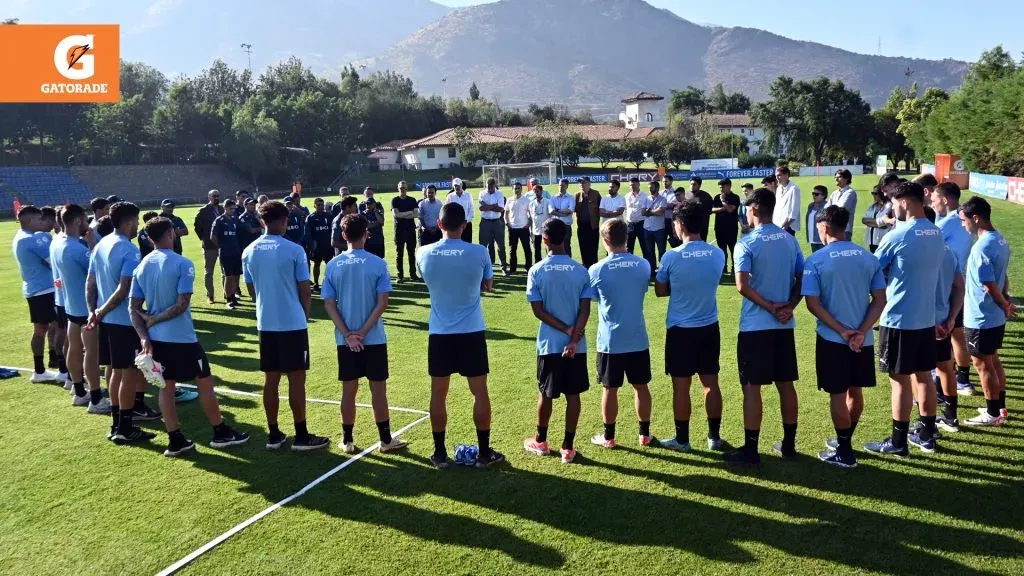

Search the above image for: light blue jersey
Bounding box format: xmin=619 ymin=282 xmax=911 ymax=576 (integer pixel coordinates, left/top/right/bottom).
xmin=964 ymin=230 xmax=1011 ymax=330
xmin=935 ymin=246 xmax=962 ymax=325
xmin=734 ymin=224 xmax=804 ymax=332
xmin=89 ymin=233 xmax=140 ymax=326
xmin=416 ymin=238 xmax=493 ymax=334
xmin=321 ymin=249 xmax=392 ymax=346
xmin=242 ymin=234 xmax=310 ymax=332
xmin=13 ymin=230 xmax=53 ymax=297
xmin=588 ymin=252 xmax=651 ymax=354
xmin=801 ymin=241 xmax=885 ymax=345
xmin=49 ymin=235 xmax=64 ymax=307
xmin=526 ymin=254 xmax=595 ymax=355
xmin=656 ymin=240 xmax=725 ymax=329
xmin=937 ymin=212 xmax=972 ymax=272
xmin=875 ymin=218 xmax=945 ymax=330
xmin=51 ymin=234 xmax=91 ymax=317
xmin=130 ymin=249 xmax=197 ymax=343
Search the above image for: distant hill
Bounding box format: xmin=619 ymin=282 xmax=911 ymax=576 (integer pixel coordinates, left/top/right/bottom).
xmin=362 ymin=0 xmax=970 ymax=113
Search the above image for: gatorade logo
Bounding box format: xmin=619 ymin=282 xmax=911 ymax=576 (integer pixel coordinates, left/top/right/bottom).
xmin=0 ymin=25 xmax=119 ymax=102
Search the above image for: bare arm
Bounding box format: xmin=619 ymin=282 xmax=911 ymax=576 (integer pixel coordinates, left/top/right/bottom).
xmin=357 ymin=293 xmax=388 ymax=337
xmin=86 ymin=274 xmax=98 ymax=314
xmin=530 ymin=300 xmax=571 ymax=334
xmin=805 ymin=296 xmax=856 ymax=339
xmin=984 ymin=280 xmax=1017 ymax=319
xmin=735 ymin=271 xmax=778 ymax=313
xmin=481 ymin=279 xmax=493 ymax=293
xmin=148 ymin=293 xmax=191 ymax=327
xmin=129 ymin=297 xmax=152 ymax=350
xmin=859 ymin=289 xmax=887 ymax=334
xmin=298 ymin=280 xmax=311 ymax=319
xmin=654 ymin=280 xmax=670 ymax=298
xmin=97 ymin=276 xmax=132 ymax=319
xmin=246 ymin=282 xmax=256 ymax=302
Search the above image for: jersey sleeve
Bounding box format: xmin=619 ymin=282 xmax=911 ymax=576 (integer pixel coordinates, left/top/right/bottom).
xmin=321 ymin=265 xmax=337 ymax=300
xmin=735 ymin=239 xmax=752 ymax=273
xmin=655 ymin=251 xmax=673 ymax=284
xmin=480 ymin=246 xmax=494 ymax=281
xmin=976 ymin=248 xmax=995 ymax=283
xmin=567 ymin=195 xmax=576 ymax=212
xmin=129 ymin=272 xmax=144 ymax=300
xmin=639 ymin=259 xmax=652 ymax=291
xmin=120 ymin=246 xmax=140 ymax=279
xmin=870 ymin=260 xmax=886 ymax=291
xmin=525 ymin=267 xmax=542 ymax=302
xmin=791 ymin=238 xmax=805 ymax=276
xmin=73 ymin=243 xmax=90 ymax=273
xmin=32 ymin=233 xmax=51 ymax=261
xmin=800 ymin=259 xmax=821 ymax=297
xmin=376 ymin=260 xmax=393 ymax=294
xmin=242 ymin=251 xmax=253 ymax=285
xmin=874 ymin=233 xmax=895 ymax=270
xmin=292 ymin=245 xmax=311 ymax=282
xmin=178 ymin=259 xmax=195 ymax=294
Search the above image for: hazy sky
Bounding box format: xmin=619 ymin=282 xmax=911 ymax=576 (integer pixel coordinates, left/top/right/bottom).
xmin=435 ymin=0 xmax=1021 ymax=62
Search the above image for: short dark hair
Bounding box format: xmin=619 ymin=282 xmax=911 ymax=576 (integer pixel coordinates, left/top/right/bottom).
xmin=258 ymin=200 xmax=289 ymax=225
xmin=542 ymin=218 xmax=567 ymax=245
xmin=629 ymin=176 xmax=640 ymax=183
xmin=746 ymin=187 xmax=776 ymax=214
xmin=439 ymin=202 xmax=466 ymax=230
xmin=650 ymin=181 xmax=660 ymax=192
xmin=61 ymin=204 xmax=86 ymax=229
xmin=17 ymin=205 xmax=41 ymax=222
xmin=609 ymin=179 xmax=621 ymax=189
xmin=142 ymin=210 xmax=159 ymax=223
xmin=935 ymin=181 xmax=961 ymax=202
xmin=914 ymin=173 xmax=938 ymax=189
xmin=145 ymin=216 xmax=174 ymax=244
xmin=289 ymin=191 xmax=301 ymax=201
xmin=761 ymin=175 xmax=777 ymax=185
xmin=89 ymin=197 xmax=109 ymax=212
xmin=600 ymin=218 xmax=627 ymax=247
xmin=224 ymin=199 xmax=237 ymax=208
xmin=426 ymin=184 xmax=437 ymax=192
xmin=672 ymin=199 xmax=704 ymax=234
xmin=314 ymin=197 xmax=324 ymax=204
xmin=690 ymin=176 xmax=703 ymax=185
xmin=960 ymin=196 xmax=992 ymax=221
xmin=741 ymin=183 xmax=754 ymax=190
xmin=340 ymin=196 xmax=357 ymax=211
xmin=835 ymin=168 xmax=853 ymax=181
xmin=40 ymin=206 xmax=57 ymax=222
xmin=812 ymin=185 xmax=828 ymax=195
xmin=96 ymin=215 xmax=114 ymax=237
xmin=487 ymin=177 xmax=496 ymax=186
xmin=815 ymin=205 xmax=849 ymax=233
xmin=776 ymin=166 xmax=791 ymax=176
xmin=880 ymin=171 xmax=901 ymax=187
xmin=109 ymin=201 xmax=140 ymax=229
xmin=664 ymin=174 xmax=673 ymax=182
xmin=341 ymin=213 xmax=368 ymax=241
xmin=236 ymin=189 xmax=248 ymax=197
xmin=892 ymin=181 xmax=925 ymax=203
xmin=923 ymin=206 xmax=937 ymax=223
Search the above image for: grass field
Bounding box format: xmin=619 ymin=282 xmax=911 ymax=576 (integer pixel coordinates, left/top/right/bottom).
xmin=1 ymin=175 xmax=1022 ymax=575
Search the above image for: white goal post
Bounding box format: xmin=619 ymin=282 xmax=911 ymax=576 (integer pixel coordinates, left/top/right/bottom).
xmin=481 ymin=162 xmax=558 ymax=188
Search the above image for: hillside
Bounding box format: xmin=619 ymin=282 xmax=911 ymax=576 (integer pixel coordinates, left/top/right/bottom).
xmin=363 ymin=0 xmax=969 ymax=112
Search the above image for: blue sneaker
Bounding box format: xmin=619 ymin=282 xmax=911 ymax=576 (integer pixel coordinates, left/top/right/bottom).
xmin=175 ymin=388 xmax=199 ymax=403
xmin=956 ymin=380 xmax=976 ymax=396
xmin=661 ymin=437 xmax=692 ymax=452
xmin=908 ymin=432 xmax=938 ymax=453
xmin=863 ymin=437 xmax=909 ymax=457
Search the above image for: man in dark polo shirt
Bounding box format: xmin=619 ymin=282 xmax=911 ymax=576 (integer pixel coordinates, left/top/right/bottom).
xmin=687 ymin=177 xmax=714 ymax=242
xmin=391 ymin=180 xmax=420 ymax=282
xmin=575 ymin=176 xmax=601 ymax=268
xmin=159 ymin=199 xmax=189 ymax=254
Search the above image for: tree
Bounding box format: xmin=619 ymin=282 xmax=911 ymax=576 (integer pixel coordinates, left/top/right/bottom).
xmin=656 ymin=133 xmax=698 ymax=169
xmin=468 ymin=82 xmax=480 ymax=101
xmin=550 ymin=132 xmax=588 ymax=169
xmin=869 ymin=108 xmax=912 ymax=170
xmin=896 ymin=87 xmax=949 ymax=160
xmin=450 ymin=126 xmax=477 ymax=154
xmin=965 ymin=45 xmax=1018 ymax=85
xmin=619 ymin=138 xmax=652 ymax=169
xmin=513 ymin=135 xmax=550 ymax=163
xmin=224 ymin=103 xmax=279 ymax=185
xmin=119 ymin=61 xmax=168 ymax=119
xmin=2 ymin=18 xmax=19 ymax=24
xmin=588 ymin=139 xmax=617 ymax=169
xmin=667 ymin=86 xmax=708 ymax=119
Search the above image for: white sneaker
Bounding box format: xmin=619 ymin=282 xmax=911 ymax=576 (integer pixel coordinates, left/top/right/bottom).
xmin=72 ymin=393 xmax=90 ymax=407
xmin=87 ymin=396 xmax=112 ymax=414
xmin=379 ymin=438 xmax=409 ymax=453
xmin=340 ymin=441 xmax=357 ymax=454
xmin=30 ymin=371 xmax=59 ymax=383
xmin=59 ymin=373 xmax=71 ymax=388
xmin=965 ymin=411 xmax=1004 ymax=427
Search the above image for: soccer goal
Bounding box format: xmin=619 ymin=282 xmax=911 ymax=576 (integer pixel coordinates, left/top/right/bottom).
xmin=481 ymin=162 xmax=558 ymax=188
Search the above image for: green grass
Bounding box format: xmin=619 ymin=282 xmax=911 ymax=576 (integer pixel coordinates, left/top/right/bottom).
xmin=1 ymin=175 xmax=1022 ymax=575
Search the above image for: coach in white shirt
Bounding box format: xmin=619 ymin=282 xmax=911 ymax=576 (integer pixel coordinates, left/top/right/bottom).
xmin=445 ymin=177 xmax=475 ymax=242
xmin=504 ymin=182 xmax=532 ymax=273
xmin=599 ymin=179 xmax=626 ymax=221
xmin=527 ymin=182 xmax=551 ymax=263
xmin=772 ymin=165 xmax=801 ymax=235
xmin=478 ymin=177 xmax=508 ymax=274
xmin=623 ymin=176 xmax=648 ymax=258
xmin=826 ymin=168 xmax=857 ymax=235
xmin=549 ymin=178 xmax=576 ymax=256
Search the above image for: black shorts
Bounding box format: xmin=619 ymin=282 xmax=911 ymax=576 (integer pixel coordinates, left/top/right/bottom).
xmin=737 ymin=329 xmax=799 ymax=385
xmin=428 ymin=331 xmax=488 ymax=378
xmin=55 ymin=305 xmax=67 ymax=327
xmin=221 ymin=256 xmax=243 ymax=277
xmin=68 ymin=314 xmax=88 ymax=327
xmin=955 ymin=308 xmax=964 ymax=329
xmin=665 ymin=323 xmax=721 ymax=377
xmin=815 ymin=336 xmax=876 ymax=394
xmin=965 ymin=325 xmax=1005 ymax=357
xmin=259 ymin=329 xmax=310 ymax=373
xmin=935 ymin=335 xmax=952 ymax=363
xmin=152 ymin=340 xmax=211 ymax=383
xmin=98 ymin=323 xmax=111 ymax=366
xmin=878 ymin=326 xmax=936 ymax=375
xmin=337 ymin=344 xmax=389 ymax=382
xmin=537 ymin=353 xmax=590 ymax=398
xmin=103 ymin=323 xmax=142 ymax=370
xmin=597 ymin=349 xmax=652 ymax=388
xmin=27 ymin=293 xmax=56 ymax=324
xmin=312 ymin=248 xmax=334 ymax=264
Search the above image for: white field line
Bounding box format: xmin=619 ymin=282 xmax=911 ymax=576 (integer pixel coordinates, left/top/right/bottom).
xmin=154 ymin=414 xmax=429 ymax=576
xmin=177 ymin=383 xmax=430 ymax=416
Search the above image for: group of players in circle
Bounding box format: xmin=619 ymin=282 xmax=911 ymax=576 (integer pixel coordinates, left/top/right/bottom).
xmin=11 ymin=168 xmax=1014 ymax=468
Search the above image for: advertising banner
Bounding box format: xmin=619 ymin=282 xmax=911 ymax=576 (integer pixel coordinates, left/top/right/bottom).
xmin=690 ymin=158 xmax=739 ymax=170
xmin=968 ymin=172 xmax=1009 ymax=200
xmin=1006 ymin=177 xmax=1024 ymax=206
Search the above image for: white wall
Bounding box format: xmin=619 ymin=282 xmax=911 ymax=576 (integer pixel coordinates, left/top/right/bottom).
xmin=798 ymin=165 xmax=865 ymax=177
xmin=403 ymin=146 xmax=461 ymax=170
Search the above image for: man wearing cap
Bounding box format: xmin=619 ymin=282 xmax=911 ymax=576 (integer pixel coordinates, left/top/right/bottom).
xmin=549 ymin=178 xmax=576 ymax=258
xmin=712 ymin=179 xmax=741 ymax=274
xmin=193 ymin=189 xmax=224 ymax=304
xmin=478 ymin=178 xmax=509 ymax=275
xmin=773 ymin=166 xmax=801 ymax=236
xmin=686 ymin=177 xmax=714 ymax=242
xmin=445 ymin=178 xmax=475 ymax=243
xmin=575 ymin=176 xmax=601 ymax=268
xmin=211 ymin=199 xmax=243 ymax=309
xmin=238 ymin=197 xmax=262 ymax=250
xmin=160 ymin=199 xmax=189 ymax=255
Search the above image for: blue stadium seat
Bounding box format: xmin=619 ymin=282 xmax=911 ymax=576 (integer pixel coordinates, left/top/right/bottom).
xmin=0 ymin=166 xmax=94 ymax=209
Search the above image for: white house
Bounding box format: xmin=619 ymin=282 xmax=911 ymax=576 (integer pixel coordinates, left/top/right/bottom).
xmin=367 ymin=139 xmax=414 ymax=171
xmin=619 ymin=92 xmax=666 ymax=129
xmin=708 ymin=114 xmax=770 ymax=155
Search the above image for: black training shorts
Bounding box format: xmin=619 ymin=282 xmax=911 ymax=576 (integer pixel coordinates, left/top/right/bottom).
xmin=537 ymin=353 xmax=590 ymax=398
xmin=965 ymin=325 xmax=1005 ymax=358
xmin=103 ymin=323 xmax=142 ymax=370
xmin=337 ymin=343 xmax=389 ymax=382
xmin=27 ymin=292 xmax=56 ymax=324
xmin=878 ymin=326 xmax=936 ymax=375
xmin=597 ymin=349 xmax=652 ymax=388
xmin=55 ymin=305 xmax=67 ymax=328
xmin=220 ymin=256 xmax=243 ymax=277
xmin=152 ymin=340 xmax=211 ymax=383
xmin=935 ymin=334 xmax=953 ymax=364
xmin=737 ymin=329 xmax=799 ymax=385
xmin=814 ymin=336 xmax=876 ymax=394
xmin=428 ymin=331 xmax=488 ymax=378
xmin=665 ymin=323 xmax=721 ymax=377
xmin=68 ymin=314 xmax=88 ymax=327
xmin=259 ymin=329 xmax=310 ymax=373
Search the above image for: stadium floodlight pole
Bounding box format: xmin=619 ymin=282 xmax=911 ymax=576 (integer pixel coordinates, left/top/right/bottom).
xmin=240 ymin=43 xmax=253 ymax=74
xmin=441 ymin=76 xmax=447 ymax=101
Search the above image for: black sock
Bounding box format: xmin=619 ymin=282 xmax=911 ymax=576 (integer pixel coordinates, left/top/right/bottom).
xmin=57 ymin=356 xmax=68 ymax=374
xmin=376 ymin=420 xmax=392 ymax=444
xmin=477 ymin=429 xmax=491 ymax=457
xmin=432 ymin=430 xmax=446 ymax=457
xmin=835 ymin=426 xmax=853 ymax=454
xmin=987 ymin=398 xmax=1001 ymax=417
xmin=850 ymin=419 xmax=859 ymax=436
xmin=134 ymin=391 xmax=146 ymax=411
xmin=118 ymin=408 xmax=134 ymax=434
xmin=943 ymin=395 xmax=958 ymax=420
xmin=342 ymin=423 xmax=354 ymax=444
xmin=892 ymin=419 xmax=910 ymax=448
xmin=674 ymin=419 xmax=689 ymax=444
xmin=707 ymin=417 xmax=721 ymax=441
xmin=639 ymin=420 xmax=651 ymax=437
xmin=744 ymin=428 xmax=760 ymax=454
xmin=90 ymin=388 xmax=102 ymax=405
xmin=999 ymin=391 xmax=1006 ymax=410
xmin=33 ymin=355 xmax=45 ymax=374
xmin=920 ymin=415 xmax=937 ymax=441
xmin=111 ymin=405 xmax=119 ymax=428
xmin=168 ymin=429 xmax=186 ymax=443
xmin=782 ymin=423 xmax=797 ymax=451
xmin=72 ymin=381 xmax=86 ymax=397
xmin=603 ymin=423 xmax=616 ymax=441
xmin=213 ymin=422 xmax=229 ymax=435
xmin=269 ymin=424 xmax=282 ymax=438
xmin=294 ymin=420 xmax=309 ymax=438
xmin=956 ymin=365 xmax=971 ymax=382
xmin=536 ymin=426 xmax=548 ymax=443
xmin=562 ymin=430 xmax=576 ymax=451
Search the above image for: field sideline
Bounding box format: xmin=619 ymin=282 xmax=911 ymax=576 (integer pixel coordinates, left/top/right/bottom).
xmin=0 ymin=175 xmax=1022 ymax=575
